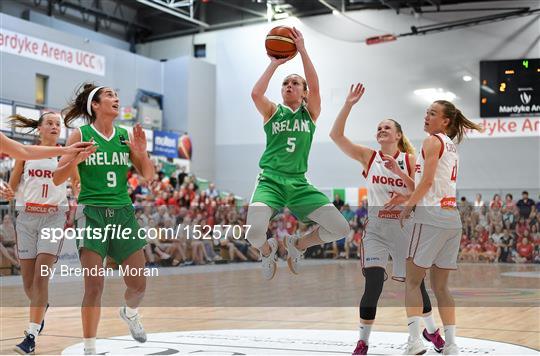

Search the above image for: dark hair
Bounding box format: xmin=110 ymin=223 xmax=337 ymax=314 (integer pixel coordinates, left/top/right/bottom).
xmin=506 ymin=193 xmax=513 ymax=200
xmin=9 ymin=111 xmax=57 ymax=133
xmin=62 ymin=83 xmax=103 ymax=128
xmin=387 ymin=119 xmax=415 ymax=155
xmin=434 ymin=100 xmax=483 ymax=143
xmin=522 ymin=191 xmax=529 ymax=195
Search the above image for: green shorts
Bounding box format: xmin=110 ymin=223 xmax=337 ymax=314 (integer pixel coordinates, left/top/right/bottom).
xmin=250 ymin=170 xmax=330 ymax=222
xmin=76 ymin=205 xmax=146 ymax=264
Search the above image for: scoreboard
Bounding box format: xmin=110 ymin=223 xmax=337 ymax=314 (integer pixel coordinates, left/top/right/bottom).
xmin=480 ymin=58 xmax=539 ymax=118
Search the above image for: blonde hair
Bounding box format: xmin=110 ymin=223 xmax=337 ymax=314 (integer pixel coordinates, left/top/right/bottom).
xmin=388 ymin=119 xmax=415 ymax=155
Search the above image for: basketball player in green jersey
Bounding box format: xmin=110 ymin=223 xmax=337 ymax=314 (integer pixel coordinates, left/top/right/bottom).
xmin=54 ymin=84 xmax=155 ymax=355
xmin=247 ymin=27 xmax=350 ymax=280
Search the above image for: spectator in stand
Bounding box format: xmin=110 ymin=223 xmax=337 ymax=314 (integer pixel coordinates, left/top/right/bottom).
xmin=205 ymin=183 xmax=220 ymax=199
xmin=533 ymin=245 xmax=540 ymax=264
xmin=490 ymin=225 xmax=504 ymax=244
xmin=177 ymin=167 xmax=188 ymax=188
xmin=502 ymin=204 xmax=516 ymax=229
xmin=473 ymin=193 xmax=485 ymax=212
xmin=498 ymin=229 xmax=513 ymax=263
xmin=332 ymin=193 xmax=345 ymax=211
xmin=488 ymin=204 xmax=503 ymax=233
xmin=517 ymin=191 xmax=535 ymax=219
xmin=281 ymin=208 xmax=298 ymax=235
xmin=530 ymin=225 xmax=540 ymax=246
xmin=153 ymin=205 xmax=172 ymax=226
xmin=155 ymin=192 xmax=168 ymax=206
xmin=128 ymin=173 xmax=139 ymax=190
xmin=458 ymin=196 xmax=471 ymax=217
xmin=477 ymin=206 xmax=489 ymax=229
xmin=504 ymin=193 xmax=515 ymax=211
xmin=460 ymin=236 xmax=482 ymax=262
xmin=341 ymin=203 xmax=355 ymax=222
xmin=274 ymin=220 xmax=288 ymax=259
xmin=515 ymin=216 xmax=530 ymax=242
xmin=355 ymin=200 xmax=368 ymax=226
xmin=481 ymin=238 xmax=498 ymax=263
xmin=516 ymin=237 xmax=533 ymax=263
xmin=489 ymin=194 xmax=503 ymax=209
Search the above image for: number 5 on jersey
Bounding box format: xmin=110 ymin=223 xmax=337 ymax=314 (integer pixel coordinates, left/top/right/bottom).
xmin=107 ymin=171 xmax=117 ymax=187
xmin=286 ymin=137 xmax=296 ymax=152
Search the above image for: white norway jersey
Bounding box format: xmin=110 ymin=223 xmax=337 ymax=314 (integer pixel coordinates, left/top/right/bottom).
xmin=414 ymin=133 xmax=461 ymax=228
xmin=17 ymin=158 xmax=68 ymax=214
xmin=364 ymin=150 xmax=412 ymax=220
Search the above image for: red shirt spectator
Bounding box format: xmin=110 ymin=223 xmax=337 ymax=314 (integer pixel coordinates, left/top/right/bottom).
xmin=282 ymin=209 xmax=298 ymax=235
xmin=483 ymin=240 xmax=497 ymax=253
xmin=517 ymin=238 xmax=533 ymax=261
xmin=490 ymin=194 xmax=502 ymax=209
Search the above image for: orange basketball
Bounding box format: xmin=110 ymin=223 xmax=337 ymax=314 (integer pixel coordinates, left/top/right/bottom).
xmin=265 ymin=26 xmax=297 ymax=59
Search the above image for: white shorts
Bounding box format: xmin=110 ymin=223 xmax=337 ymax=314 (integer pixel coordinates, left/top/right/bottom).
xmin=361 ymin=218 xmax=412 ymax=281
xmin=16 ymin=211 xmax=66 ymax=259
xmin=407 ymin=223 xmax=461 ymax=270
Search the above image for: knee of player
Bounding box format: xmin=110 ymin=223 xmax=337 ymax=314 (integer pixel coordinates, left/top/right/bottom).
xmin=128 ymin=281 xmax=146 ymax=295
xmin=405 ymin=276 xmax=423 ymax=289
xmin=84 ymin=279 xmax=105 ymax=298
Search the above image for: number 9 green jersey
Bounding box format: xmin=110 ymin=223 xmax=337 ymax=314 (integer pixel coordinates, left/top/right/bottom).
xmin=77 ymin=124 xmax=132 ymax=207
xmin=258 ymin=104 xmax=316 ymax=175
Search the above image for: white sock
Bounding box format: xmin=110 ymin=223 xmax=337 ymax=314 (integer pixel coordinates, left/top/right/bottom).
xmin=407 ymin=316 xmax=421 ymax=339
xmin=423 ymin=313 xmax=438 ymax=334
xmin=359 ymin=323 xmax=372 ymax=343
xmin=124 ymin=306 xmax=138 ymax=318
xmin=27 ymin=322 xmax=41 ymax=338
xmin=83 ymin=337 xmax=96 ymax=351
xmin=444 ymin=325 xmax=456 ymax=344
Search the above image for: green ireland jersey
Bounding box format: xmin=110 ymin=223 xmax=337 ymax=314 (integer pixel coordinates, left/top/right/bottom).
xmin=78 ymin=124 xmax=131 ymax=207
xmin=259 ymin=104 xmax=316 ymax=175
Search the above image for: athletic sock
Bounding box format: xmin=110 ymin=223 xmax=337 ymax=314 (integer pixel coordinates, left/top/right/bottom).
xmin=27 ymin=322 xmax=41 ymax=338
xmin=124 ymin=306 xmax=138 ymax=318
xmin=444 ymin=325 xmax=456 ymax=344
xmin=359 ymin=323 xmax=372 ymax=344
xmin=423 ymin=313 xmax=438 ymax=334
xmin=407 ymin=316 xmax=421 ymax=339
xmin=83 ymin=337 xmax=96 ymax=351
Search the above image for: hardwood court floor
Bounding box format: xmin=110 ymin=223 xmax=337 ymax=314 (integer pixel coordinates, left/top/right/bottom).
xmin=1 ymin=261 xmax=539 ymax=354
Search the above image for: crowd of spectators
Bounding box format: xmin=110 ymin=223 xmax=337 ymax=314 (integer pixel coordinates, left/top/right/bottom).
xmin=458 ymin=191 xmax=540 ymax=264
xmin=1 ymin=157 xmax=539 ymax=274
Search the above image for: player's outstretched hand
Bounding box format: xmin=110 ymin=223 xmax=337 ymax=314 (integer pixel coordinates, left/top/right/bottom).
xmin=291 ymin=27 xmax=305 ymax=53
xmin=63 ymin=141 xmax=96 ymax=156
xmin=127 ymin=124 xmax=147 ymax=156
xmin=269 ymin=55 xmax=294 ymax=66
xmin=384 ymin=192 xmax=410 ymax=210
xmin=0 ymin=182 xmax=15 ymax=201
xmin=381 ymin=153 xmax=400 ymax=175
xmin=345 ymin=83 xmax=365 ymax=106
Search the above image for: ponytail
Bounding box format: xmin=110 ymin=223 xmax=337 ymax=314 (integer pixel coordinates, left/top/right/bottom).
xmin=434 ymin=100 xmax=483 ymax=143
xmin=9 ymin=111 xmax=56 ymax=133
xmin=389 ymin=119 xmax=416 ymax=155
xmin=62 ymin=83 xmax=102 ymax=128
xmin=398 ymin=134 xmax=416 ymax=155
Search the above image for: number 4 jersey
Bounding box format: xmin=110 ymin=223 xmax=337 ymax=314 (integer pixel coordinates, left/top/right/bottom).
xmin=414 ymin=133 xmax=461 ymax=229
xmin=78 ymin=124 xmax=131 ymax=207
xmin=17 ymin=157 xmax=68 ymax=213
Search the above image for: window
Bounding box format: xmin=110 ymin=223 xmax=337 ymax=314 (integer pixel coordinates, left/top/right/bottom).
xmin=36 ymin=74 xmax=48 ymax=105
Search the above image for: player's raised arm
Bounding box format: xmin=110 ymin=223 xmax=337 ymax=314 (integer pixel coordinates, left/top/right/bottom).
xmin=291 ymin=27 xmax=321 ymax=120
xmin=330 ymin=83 xmax=374 ymax=170
xmin=128 ymin=124 xmax=155 ymax=182
xmin=251 ymin=56 xmax=292 ymax=123
xmin=0 ymin=132 xmax=92 ymax=161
